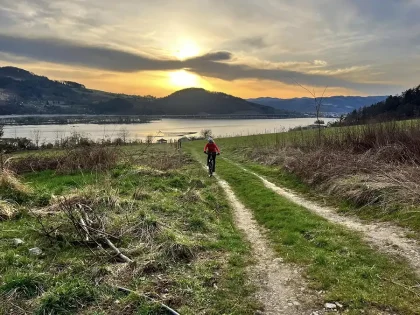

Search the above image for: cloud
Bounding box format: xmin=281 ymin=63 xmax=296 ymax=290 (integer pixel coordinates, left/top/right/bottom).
xmin=314 ymin=60 xmax=328 ymax=67
xmin=0 ymin=34 xmax=399 ymax=93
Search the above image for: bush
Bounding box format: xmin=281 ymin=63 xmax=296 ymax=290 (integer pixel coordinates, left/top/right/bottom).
xmin=7 ymin=146 xmax=119 ymax=174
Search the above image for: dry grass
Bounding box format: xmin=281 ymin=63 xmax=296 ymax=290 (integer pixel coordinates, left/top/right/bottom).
xmin=243 ymin=122 xmax=420 ymax=217
xmin=132 ymin=188 xmax=151 ymax=200
xmin=275 ymin=147 xmax=420 ymax=211
xmin=0 ymin=169 xmax=31 ymax=193
xmin=133 ymin=151 xmax=193 ymax=171
xmin=0 ymin=200 xmax=17 ymax=220
xmin=6 ymin=146 xmax=119 ymax=174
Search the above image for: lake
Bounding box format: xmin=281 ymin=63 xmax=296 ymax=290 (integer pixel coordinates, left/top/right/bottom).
xmin=2 ymin=118 xmax=335 ymax=143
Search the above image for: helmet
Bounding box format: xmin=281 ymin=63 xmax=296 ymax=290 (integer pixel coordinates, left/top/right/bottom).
xmin=208 ymin=137 xmax=214 ymax=143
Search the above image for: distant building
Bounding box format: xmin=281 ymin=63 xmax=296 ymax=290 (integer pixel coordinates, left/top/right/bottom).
xmin=156 ymin=138 xmax=168 ymax=144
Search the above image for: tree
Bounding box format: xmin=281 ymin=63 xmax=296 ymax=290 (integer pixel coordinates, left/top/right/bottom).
xmin=0 ymin=124 xmax=3 ymax=138
xmin=201 ymin=129 xmax=212 ymax=139
xmin=294 ymin=81 xmax=328 ymax=141
xmin=32 ymin=129 xmax=42 ymax=148
xmin=118 ymin=127 xmax=130 ymax=144
xmin=146 ymin=135 xmax=153 ymax=144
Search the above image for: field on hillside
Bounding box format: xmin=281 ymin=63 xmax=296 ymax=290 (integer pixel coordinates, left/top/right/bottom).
xmin=0 ymin=144 xmax=258 ymax=314
xmin=185 ymin=140 xmax=420 ymax=315
xmin=213 ymin=120 xmax=420 ymax=233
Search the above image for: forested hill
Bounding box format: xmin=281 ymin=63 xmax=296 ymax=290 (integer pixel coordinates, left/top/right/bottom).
xmin=344 ymin=85 xmax=420 ymax=124
xmin=0 ymin=66 xmax=292 ymax=116
xmin=249 ymin=95 xmax=387 ymax=114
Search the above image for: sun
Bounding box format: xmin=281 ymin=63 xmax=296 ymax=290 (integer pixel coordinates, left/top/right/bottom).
xmin=176 ymin=41 xmax=200 ymax=60
xmin=169 ymin=70 xmax=200 ymax=88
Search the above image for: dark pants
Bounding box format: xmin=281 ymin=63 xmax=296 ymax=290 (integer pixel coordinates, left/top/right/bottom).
xmin=207 ymin=152 xmax=217 ymax=172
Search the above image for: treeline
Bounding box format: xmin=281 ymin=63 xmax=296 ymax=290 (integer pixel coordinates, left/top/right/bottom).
xmin=0 ymin=115 xmax=155 ymax=126
xmin=344 ymin=85 xmax=420 ymax=124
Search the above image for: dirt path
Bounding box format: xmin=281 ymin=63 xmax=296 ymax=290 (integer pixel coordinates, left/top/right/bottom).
xmin=227 ymin=159 xmax=420 ymax=278
xmin=215 ymin=174 xmax=321 ymax=314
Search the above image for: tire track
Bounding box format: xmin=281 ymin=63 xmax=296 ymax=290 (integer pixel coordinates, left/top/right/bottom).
xmin=194 ymin=153 xmax=322 ymax=314
xmin=224 ymin=158 xmax=420 ymax=278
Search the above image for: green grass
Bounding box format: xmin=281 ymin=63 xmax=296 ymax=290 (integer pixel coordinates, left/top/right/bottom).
xmin=219 ymin=151 xmax=420 ymax=236
xmin=0 ymin=272 xmax=47 ymax=298
xmin=0 ymin=144 xmax=259 ymax=314
xmin=37 ymin=279 xmax=98 ymax=315
xmin=186 ymin=142 xmax=420 ymax=314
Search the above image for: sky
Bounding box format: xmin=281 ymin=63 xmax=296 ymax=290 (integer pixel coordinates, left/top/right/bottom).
xmin=0 ymin=0 xmax=419 ymax=98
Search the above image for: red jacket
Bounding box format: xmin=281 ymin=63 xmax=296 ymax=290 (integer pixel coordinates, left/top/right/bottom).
xmin=204 ymin=142 xmax=220 ymax=153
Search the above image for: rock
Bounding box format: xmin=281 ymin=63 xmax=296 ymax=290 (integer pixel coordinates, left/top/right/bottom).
xmin=13 ymin=238 xmax=24 ymax=246
xmin=288 ymin=303 xmax=293 ymax=306
xmin=335 ymin=302 xmax=343 ymax=308
xmin=310 ymin=312 xmax=319 ymax=315
xmin=293 ymin=301 xmax=301 ymax=306
xmin=273 ymin=257 xmax=283 ymax=263
xmin=325 ymin=302 xmax=337 ymax=310
xmin=29 ymin=247 xmax=42 ymax=256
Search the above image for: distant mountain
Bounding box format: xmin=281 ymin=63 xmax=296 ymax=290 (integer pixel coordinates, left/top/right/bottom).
xmin=156 ymin=88 xmax=278 ymax=115
xmin=0 ymin=66 xmax=292 ymax=116
xmin=248 ymin=96 xmax=387 ymax=114
xmin=343 ymin=85 xmax=420 ymax=124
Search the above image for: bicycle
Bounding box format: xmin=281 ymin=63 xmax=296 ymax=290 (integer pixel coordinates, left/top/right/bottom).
xmin=205 ymin=152 xmax=219 ymax=177
xmin=208 ymin=153 xmax=215 ymax=177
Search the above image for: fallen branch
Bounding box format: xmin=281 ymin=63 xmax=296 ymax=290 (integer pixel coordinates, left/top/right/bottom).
xmin=115 ymin=286 xmax=180 ymax=315
xmin=104 ymin=238 xmax=133 ymax=263
xmin=79 ymin=218 xmax=90 ymax=241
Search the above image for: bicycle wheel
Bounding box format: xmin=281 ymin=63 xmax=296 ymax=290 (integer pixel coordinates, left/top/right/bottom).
xmin=208 ymin=157 xmax=213 ymax=176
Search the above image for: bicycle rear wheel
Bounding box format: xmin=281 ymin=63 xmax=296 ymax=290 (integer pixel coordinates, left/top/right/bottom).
xmin=208 ymin=157 xmax=214 ymax=176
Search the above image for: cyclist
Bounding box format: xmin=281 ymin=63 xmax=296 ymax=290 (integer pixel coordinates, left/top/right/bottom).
xmin=204 ymin=137 xmax=220 ymax=173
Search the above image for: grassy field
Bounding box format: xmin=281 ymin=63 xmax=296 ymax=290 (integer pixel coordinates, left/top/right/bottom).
xmin=0 ymin=144 xmax=259 ymax=314
xmin=186 ymin=141 xmax=420 ymax=314
xmin=210 ymin=120 xmax=420 ymax=233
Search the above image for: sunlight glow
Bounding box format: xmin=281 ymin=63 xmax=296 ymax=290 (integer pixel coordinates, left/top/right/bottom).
xmin=175 ymin=41 xmax=200 ymax=60
xmin=169 ymin=70 xmax=200 ymax=88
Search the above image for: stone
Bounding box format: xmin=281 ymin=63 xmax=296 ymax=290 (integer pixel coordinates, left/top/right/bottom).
xmin=293 ymin=301 xmax=301 ymax=306
xmin=29 ymin=247 xmax=42 ymax=256
xmin=325 ymin=302 xmax=337 ymax=310
xmin=335 ymin=302 xmax=344 ymax=308
xmin=13 ymin=238 xmax=24 ymax=246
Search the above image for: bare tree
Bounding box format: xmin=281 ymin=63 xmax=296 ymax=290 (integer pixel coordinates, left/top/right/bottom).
xmin=201 ymin=129 xmax=212 ymax=139
xmin=146 ymin=135 xmax=153 ymax=144
xmin=118 ymin=127 xmax=130 ymax=144
xmin=32 ymin=130 xmax=42 ymax=148
xmin=294 ymin=81 xmax=328 ymax=140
